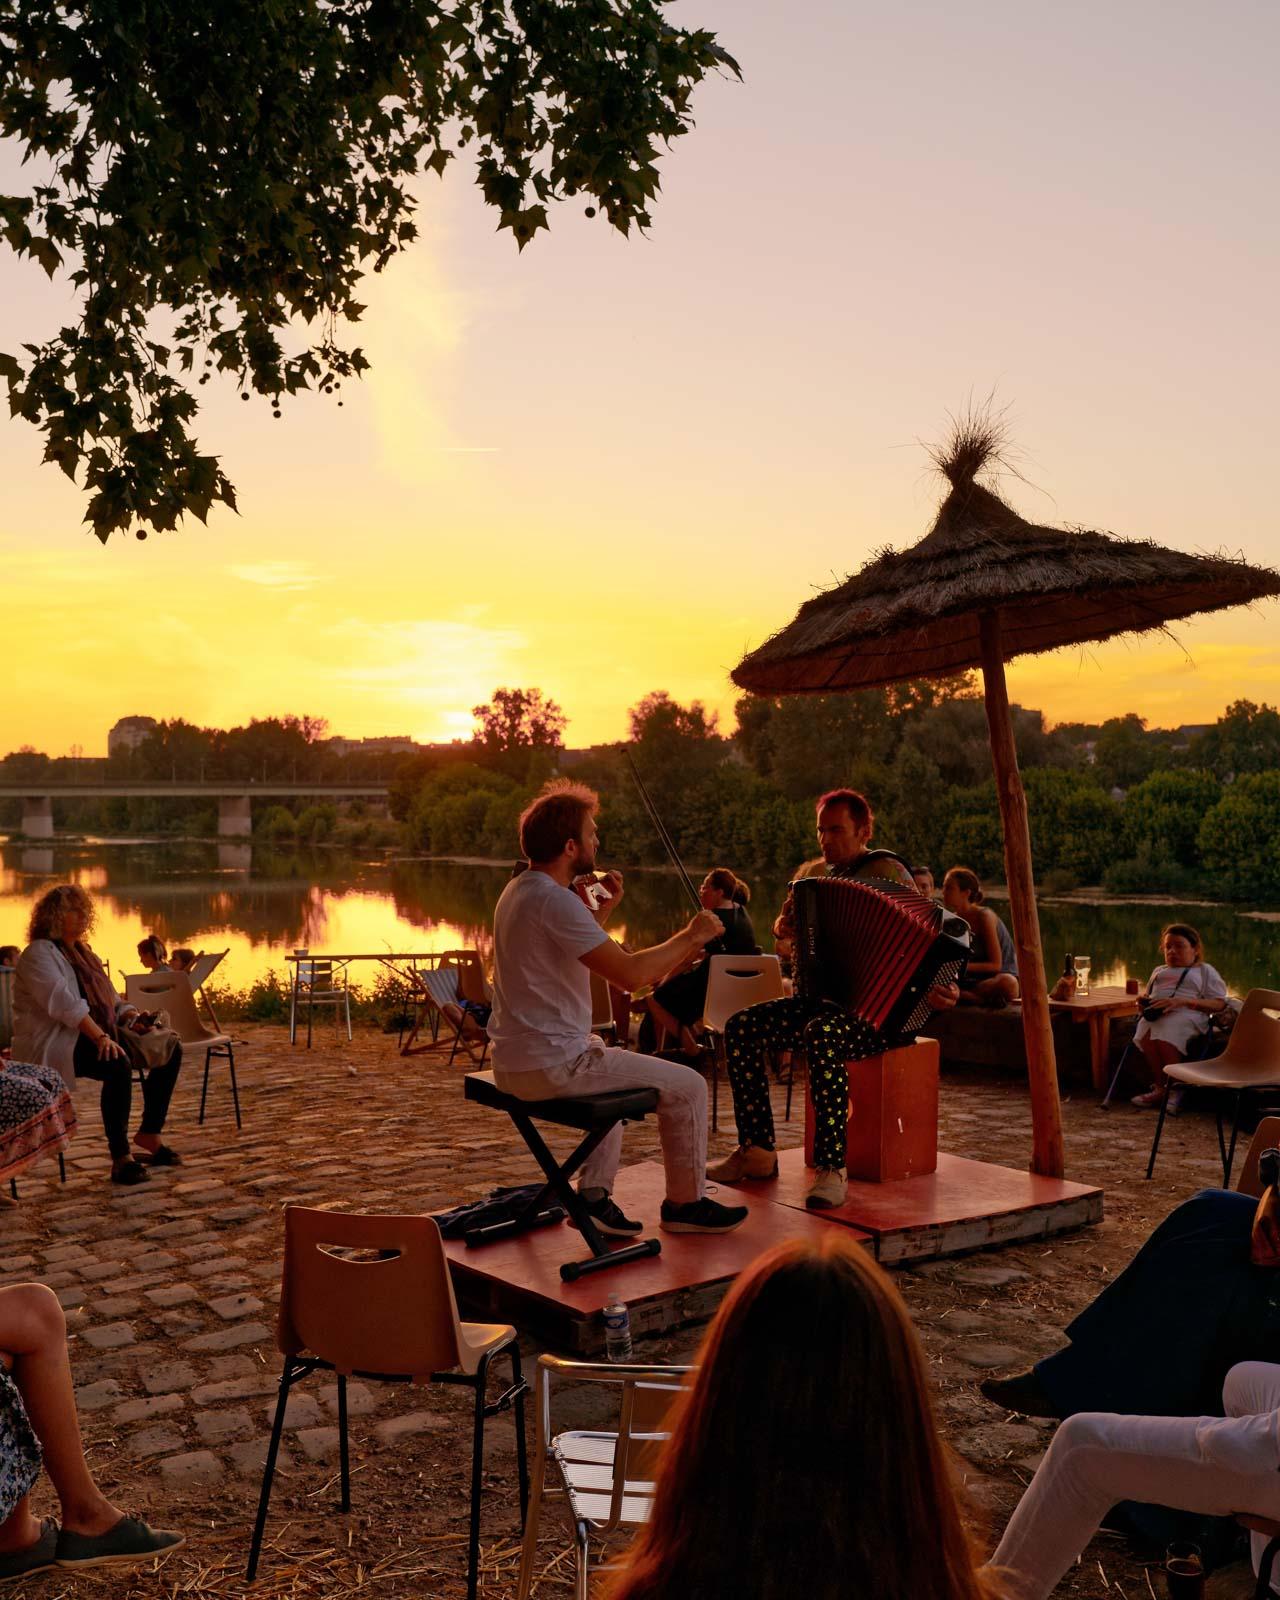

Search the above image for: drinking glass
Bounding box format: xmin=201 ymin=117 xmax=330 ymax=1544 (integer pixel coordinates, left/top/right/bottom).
xmin=1073 ymin=954 xmax=1091 ymax=996
xmin=1164 ymin=1541 xmax=1204 ymax=1598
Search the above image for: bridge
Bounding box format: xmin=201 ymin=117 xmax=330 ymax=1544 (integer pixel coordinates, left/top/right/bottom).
xmin=0 ymin=783 xmax=390 ymax=838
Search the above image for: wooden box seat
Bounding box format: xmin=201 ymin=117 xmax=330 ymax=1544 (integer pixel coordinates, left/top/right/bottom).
xmin=462 ymin=1072 xmax=662 ymax=1282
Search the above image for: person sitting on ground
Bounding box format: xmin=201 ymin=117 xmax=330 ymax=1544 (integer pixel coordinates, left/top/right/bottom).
xmin=912 ymin=863 xmax=936 ymax=899
xmin=0 ymin=948 xmax=18 ymax=972
xmin=488 ymin=781 xmax=748 ymax=1237
xmin=0 ymin=1283 xmax=181 ymax=1581
xmin=645 ymin=870 xmax=759 ymax=1055
xmin=168 ymin=948 xmax=196 ymax=975
xmin=1129 ymin=922 xmax=1229 ymax=1113
xmin=712 ymin=789 xmax=959 ymax=1211
xmin=608 ymin=1231 xmax=1002 ymax=1600
xmin=12 ymin=886 xmax=183 ymax=1186
xmin=136 ymin=935 xmax=169 ymax=972
xmin=943 ymin=868 xmax=1019 ymax=1008
xmin=991 ymin=1359 xmax=1280 ymax=1599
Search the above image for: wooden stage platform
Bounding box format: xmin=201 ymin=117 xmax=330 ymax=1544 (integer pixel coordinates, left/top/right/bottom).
xmin=444 ymin=1152 xmax=1103 ymax=1353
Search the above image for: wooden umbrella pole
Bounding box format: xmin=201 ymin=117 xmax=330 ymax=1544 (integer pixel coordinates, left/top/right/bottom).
xmin=978 ymin=611 xmax=1066 ymax=1178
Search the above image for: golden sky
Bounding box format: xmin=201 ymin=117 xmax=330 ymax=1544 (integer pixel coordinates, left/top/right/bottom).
xmin=1 ymin=1 xmax=1277 ymax=755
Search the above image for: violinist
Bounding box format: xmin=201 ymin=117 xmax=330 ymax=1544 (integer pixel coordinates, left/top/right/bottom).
xmin=646 ymin=870 xmax=759 ymax=1055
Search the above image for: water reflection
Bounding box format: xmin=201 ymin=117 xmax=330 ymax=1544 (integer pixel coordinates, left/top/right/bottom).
xmin=0 ymin=841 xmax=1274 ymax=997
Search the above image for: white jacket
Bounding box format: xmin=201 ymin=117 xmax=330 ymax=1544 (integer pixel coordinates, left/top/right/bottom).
xmin=11 ymin=940 xmax=132 ymax=1089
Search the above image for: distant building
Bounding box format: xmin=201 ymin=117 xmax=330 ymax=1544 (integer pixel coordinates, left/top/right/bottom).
xmin=1172 ymin=723 xmax=1212 ymax=749
xmin=108 ymin=715 xmax=158 ymax=756
xmin=323 ymin=735 xmax=420 ymax=758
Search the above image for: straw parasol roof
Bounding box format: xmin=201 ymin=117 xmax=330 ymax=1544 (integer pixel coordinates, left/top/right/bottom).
xmin=734 ymin=421 xmax=1280 ymax=695
xmin=732 ymin=414 xmax=1280 ymax=1181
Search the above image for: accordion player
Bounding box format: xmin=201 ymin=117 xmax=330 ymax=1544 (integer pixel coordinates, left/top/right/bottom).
xmin=709 ymin=876 xmax=970 ymax=1210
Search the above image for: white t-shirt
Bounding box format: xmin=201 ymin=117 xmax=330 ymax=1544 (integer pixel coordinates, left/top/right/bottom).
xmin=489 ymin=870 xmax=609 ymax=1074
xmin=1134 ymin=962 xmax=1228 ymax=1052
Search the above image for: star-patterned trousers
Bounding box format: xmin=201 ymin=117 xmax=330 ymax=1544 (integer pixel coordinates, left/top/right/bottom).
xmin=722 ymin=994 xmax=883 ymax=1171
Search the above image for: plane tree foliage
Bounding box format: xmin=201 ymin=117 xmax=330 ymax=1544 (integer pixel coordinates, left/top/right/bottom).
xmin=0 ymin=0 xmax=737 ymax=540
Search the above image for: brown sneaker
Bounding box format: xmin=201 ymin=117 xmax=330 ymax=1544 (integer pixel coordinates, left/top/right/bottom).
xmin=805 ymin=1166 xmax=847 ymax=1209
xmin=706 ymin=1146 xmax=778 ymax=1182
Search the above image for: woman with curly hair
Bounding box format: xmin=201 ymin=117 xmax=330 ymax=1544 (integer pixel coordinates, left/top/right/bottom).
xmin=11 ymin=886 xmax=183 ymax=1185
xmin=608 ymin=1232 xmax=1005 ymax=1600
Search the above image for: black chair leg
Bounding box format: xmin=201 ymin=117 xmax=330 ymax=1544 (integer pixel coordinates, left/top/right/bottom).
xmin=247 ymin=1360 xmax=297 ymax=1580
xmin=58 ymin=1153 xmax=65 ymax=1184
xmin=1225 ymin=1091 xmax=1246 ymax=1188
xmin=8 ymin=1179 xmax=15 ymax=1201
xmin=1145 ymin=1081 xmax=1173 ymax=1179
xmin=337 ymin=1374 xmax=351 ymax=1512
xmin=228 ymin=1044 xmax=242 ymax=1130
xmin=199 ymin=1050 xmax=211 ymax=1125
xmin=1256 ymin=1533 xmax=1280 ymax=1599
xmin=466 ymin=1355 xmax=491 ymax=1600
xmin=511 ymin=1344 xmax=529 ymax=1523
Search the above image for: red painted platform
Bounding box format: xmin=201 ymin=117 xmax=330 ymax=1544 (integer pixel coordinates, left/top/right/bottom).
xmin=445 ymin=1160 xmax=862 ymax=1350
xmin=444 ymin=1150 xmax=1102 ymax=1350
xmin=739 ymin=1147 xmax=1103 ymax=1263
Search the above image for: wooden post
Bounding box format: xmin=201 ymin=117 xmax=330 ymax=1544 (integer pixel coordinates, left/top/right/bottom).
xmin=978 ymin=612 xmax=1065 ymax=1178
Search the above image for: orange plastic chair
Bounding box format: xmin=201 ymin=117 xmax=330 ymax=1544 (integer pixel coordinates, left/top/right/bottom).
xmin=247 ymin=1207 xmax=528 ymax=1599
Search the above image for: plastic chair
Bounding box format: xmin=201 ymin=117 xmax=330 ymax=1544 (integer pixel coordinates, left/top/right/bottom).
xmin=1147 ymin=990 xmax=1280 ymax=1186
xmin=293 ymin=958 xmax=352 ymax=1048
xmin=515 ymin=1354 xmax=690 ymax=1600
xmin=701 ymin=955 xmax=786 ymax=1132
xmin=248 ymin=1208 xmax=528 ymax=1599
xmin=125 ymin=970 xmax=241 ymax=1129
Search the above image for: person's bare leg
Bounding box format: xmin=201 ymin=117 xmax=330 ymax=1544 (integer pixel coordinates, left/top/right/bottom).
xmin=1140 ymin=1038 xmax=1180 ymax=1089
xmin=0 ymin=1492 xmax=42 ymax=1554
xmin=0 ymin=1285 xmax=121 ymax=1536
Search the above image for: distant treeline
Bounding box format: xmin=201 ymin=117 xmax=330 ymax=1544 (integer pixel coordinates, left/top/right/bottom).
xmin=7 ymin=690 xmax=1280 ymax=900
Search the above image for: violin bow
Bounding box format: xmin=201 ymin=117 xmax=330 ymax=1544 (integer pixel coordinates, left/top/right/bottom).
xmin=623 ymin=749 xmax=702 ymax=912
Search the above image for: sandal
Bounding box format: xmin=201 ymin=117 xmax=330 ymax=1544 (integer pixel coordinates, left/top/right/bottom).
xmin=136 ymin=1145 xmax=181 ymax=1167
xmin=110 ymin=1159 xmax=150 ymax=1186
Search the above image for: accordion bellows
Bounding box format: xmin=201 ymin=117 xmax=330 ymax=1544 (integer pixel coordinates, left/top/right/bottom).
xmin=791 ymin=877 xmax=971 ymax=1038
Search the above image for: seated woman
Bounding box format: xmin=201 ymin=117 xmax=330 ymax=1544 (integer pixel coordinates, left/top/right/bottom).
xmin=12 ymin=886 xmax=183 ymax=1186
xmin=992 ymin=1360 xmax=1280 ymax=1598
xmin=0 ymin=1284 xmax=181 ymax=1580
xmin=609 ymin=1232 xmax=1001 ymax=1600
xmin=645 ymin=871 xmax=759 ymax=1055
xmin=943 ymin=868 xmax=1019 ymax=1008
xmin=136 ymin=935 xmax=169 ymax=972
xmin=1130 ymin=922 xmax=1228 ymax=1111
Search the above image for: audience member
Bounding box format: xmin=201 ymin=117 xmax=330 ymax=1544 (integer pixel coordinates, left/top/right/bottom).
xmin=991 ymin=1359 xmax=1280 ymax=1598
xmin=943 ymin=868 xmax=1019 ymax=1007
xmin=911 ymin=864 xmax=936 ymax=898
xmin=0 ymin=1284 xmax=181 ymax=1580
xmin=1130 ymin=923 xmax=1229 ymax=1112
xmin=646 ymin=870 xmax=759 ymax=1054
xmin=608 ymin=1232 xmax=1001 ymax=1600
xmin=169 ymin=949 xmax=196 ymax=974
xmin=11 ymin=886 xmax=183 ymax=1185
xmin=0 ymin=948 xmax=18 ymax=972
xmin=136 ymin=936 xmax=169 ymax=972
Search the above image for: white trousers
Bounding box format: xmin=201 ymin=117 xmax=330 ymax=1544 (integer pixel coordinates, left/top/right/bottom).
xmin=989 ymin=1362 xmax=1280 ymax=1598
xmin=492 ymin=1039 xmax=708 ymax=1206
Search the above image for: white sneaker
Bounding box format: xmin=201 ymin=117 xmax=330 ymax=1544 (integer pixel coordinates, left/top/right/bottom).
xmin=805 ymin=1167 xmax=847 ymax=1209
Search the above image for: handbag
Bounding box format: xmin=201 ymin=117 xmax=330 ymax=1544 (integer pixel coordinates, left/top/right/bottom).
xmin=120 ymin=1009 xmax=180 ymax=1072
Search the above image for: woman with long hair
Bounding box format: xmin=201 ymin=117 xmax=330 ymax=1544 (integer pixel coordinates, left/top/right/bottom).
xmin=608 ymin=1232 xmax=1004 ymax=1600
xmin=1129 ymin=922 xmax=1229 ymax=1112
xmin=11 ymin=886 xmax=183 ymax=1185
xmin=646 ymin=869 xmax=758 ymax=1054
xmin=942 ymin=867 xmax=1019 ymax=1008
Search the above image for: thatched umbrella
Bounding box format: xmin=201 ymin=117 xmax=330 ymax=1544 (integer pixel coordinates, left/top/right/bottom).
xmin=732 ymin=419 xmax=1280 ymax=1178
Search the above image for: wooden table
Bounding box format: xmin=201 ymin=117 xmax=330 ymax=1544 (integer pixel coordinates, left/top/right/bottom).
xmin=1048 ymin=986 xmax=1140 ymax=1091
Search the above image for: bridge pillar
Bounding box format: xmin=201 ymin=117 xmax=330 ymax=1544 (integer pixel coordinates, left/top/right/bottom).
xmin=218 ymin=796 xmax=252 ymax=838
xmin=21 ymin=796 xmax=53 ymax=838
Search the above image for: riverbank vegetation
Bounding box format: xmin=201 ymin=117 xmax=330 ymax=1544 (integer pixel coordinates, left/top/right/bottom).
xmin=6 ymin=691 xmax=1280 ymax=900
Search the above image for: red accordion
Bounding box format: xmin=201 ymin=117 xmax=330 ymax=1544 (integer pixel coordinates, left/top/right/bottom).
xmin=791 ymin=876 xmax=970 ymax=1038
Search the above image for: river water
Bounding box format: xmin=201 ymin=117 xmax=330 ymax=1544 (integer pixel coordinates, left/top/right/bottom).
xmin=0 ymin=840 xmax=1275 ymax=997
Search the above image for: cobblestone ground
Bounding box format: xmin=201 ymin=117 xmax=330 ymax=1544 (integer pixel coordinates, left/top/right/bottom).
xmin=0 ymin=1024 xmax=1260 ymax=1598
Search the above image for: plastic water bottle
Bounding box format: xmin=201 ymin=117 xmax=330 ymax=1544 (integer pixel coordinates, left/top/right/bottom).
xmin=603 ymin=1296 xmax=633 ymax=1362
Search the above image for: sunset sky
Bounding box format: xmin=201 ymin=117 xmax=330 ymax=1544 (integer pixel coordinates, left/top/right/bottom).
xmin=1 ymin=1 xmax=1277 ymax=755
